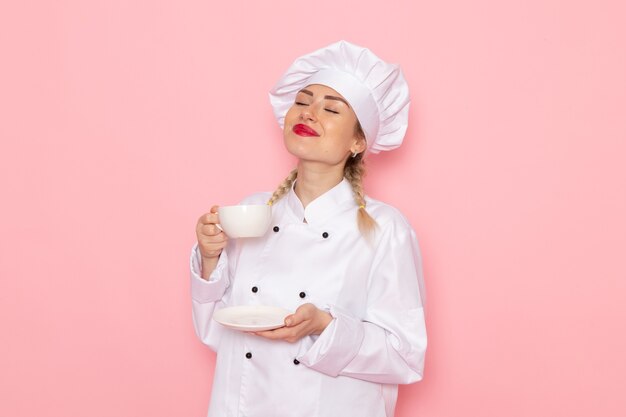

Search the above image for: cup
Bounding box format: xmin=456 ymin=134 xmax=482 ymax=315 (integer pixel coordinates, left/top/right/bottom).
xmin=217 ymin=204 xmax=272 ymax=238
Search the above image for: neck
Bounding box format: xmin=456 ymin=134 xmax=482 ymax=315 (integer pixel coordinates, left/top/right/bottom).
xmin=294 ymin=160 xmax=345 ymax=208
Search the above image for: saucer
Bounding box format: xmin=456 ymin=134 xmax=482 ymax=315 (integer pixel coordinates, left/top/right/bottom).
xmin=213 ymin=305 xmax=292 ymax=332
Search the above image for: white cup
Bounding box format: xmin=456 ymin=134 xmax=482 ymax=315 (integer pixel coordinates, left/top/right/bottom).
xmin=217 ymin=204 xmax=272 ymax=238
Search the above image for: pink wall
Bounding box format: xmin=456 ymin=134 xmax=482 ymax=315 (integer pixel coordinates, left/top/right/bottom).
xmin=1 ymin=1 xmax=625 ymax=416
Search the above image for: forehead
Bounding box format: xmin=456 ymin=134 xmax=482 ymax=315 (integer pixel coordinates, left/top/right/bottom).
xmin=299 ymin=84 xmax=352 ymax=109
xmin=301 ymin=84 xmax=343 ymax=98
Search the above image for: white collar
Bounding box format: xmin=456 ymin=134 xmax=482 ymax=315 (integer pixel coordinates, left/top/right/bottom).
xmin=286 ymin=178 xmax=355 ymax=225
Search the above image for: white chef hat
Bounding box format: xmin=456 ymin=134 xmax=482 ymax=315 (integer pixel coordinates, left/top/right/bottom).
xmin=269 ymin=40 xmax=410 ymax=154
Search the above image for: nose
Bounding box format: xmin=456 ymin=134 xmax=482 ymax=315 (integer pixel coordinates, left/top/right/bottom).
xmin=299 ymin=106 xmax=315 ymax=122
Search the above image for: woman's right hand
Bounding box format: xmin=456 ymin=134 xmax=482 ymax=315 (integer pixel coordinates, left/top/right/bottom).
xmin=196 ymin=205 xmax=228 ymax=260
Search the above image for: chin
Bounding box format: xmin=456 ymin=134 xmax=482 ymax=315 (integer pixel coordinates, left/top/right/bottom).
xmin=284 ymin=133 xmax=309 ymax=156
xmin=284 ymin=143 xmax=309 ymax=160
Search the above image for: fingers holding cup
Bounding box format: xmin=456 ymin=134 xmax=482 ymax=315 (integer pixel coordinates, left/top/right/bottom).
xmin=196 ymin=206 xmax=228 ymax=259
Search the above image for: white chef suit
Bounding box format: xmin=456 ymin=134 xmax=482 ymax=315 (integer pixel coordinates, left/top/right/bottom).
xmin=190 ymin=178 xmax=427 ymax=417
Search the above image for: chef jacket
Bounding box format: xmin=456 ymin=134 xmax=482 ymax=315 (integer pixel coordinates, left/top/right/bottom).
xmin=190 ymin=178 xmax=427 ymax=417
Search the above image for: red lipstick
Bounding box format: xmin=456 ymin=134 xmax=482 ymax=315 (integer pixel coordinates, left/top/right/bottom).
xmin=293 ymin=124 xmax=319 ymax=137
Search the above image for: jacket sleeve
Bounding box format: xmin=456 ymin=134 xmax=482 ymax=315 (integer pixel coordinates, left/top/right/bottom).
xmin=297 ymin=220 xmax=427 ymax=384
xmin=189 ymin=191 xmax=270 ymax=350
xmin=190 ymin=242 xmax=232 ymax=351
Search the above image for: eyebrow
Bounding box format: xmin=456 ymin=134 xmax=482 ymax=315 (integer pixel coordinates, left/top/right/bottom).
xmin=298 ymin=89 xmax=351 ymax=108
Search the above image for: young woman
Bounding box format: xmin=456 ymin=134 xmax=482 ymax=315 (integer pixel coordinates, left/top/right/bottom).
xmin=191 ymin=40 xmax=427 ymax=417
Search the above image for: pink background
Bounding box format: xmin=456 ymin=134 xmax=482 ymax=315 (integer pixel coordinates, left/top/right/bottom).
xmin=1 ymin=1 xmax=625 ymax=416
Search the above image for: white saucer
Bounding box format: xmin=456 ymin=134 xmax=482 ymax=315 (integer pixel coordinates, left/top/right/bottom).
xmin=213 ymin=305 xmax=292 ymax=332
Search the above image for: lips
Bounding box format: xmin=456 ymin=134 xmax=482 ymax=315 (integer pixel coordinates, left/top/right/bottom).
xmin=293 ymin=124 xmax=319 ymax=137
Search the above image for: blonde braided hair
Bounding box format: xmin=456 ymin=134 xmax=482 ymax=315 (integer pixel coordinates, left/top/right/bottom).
xmin=345 ymin=121 xmax=377 ymax=235
xmin=267 ymin=168 xmax=298 ymax=207
xmin=344 ymin=151 xmax=377 ymax=236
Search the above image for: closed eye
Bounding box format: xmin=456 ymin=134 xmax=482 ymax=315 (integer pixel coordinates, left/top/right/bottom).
xmin=295 ymin=102 xmax=308 ymax=106
xmin=325 ymin=109 xmax=339 ymax=114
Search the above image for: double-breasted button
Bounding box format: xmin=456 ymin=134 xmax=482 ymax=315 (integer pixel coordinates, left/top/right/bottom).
xmin=273 ymin=226 xmax=280 ymax=232
xmin=299 ymin=291 xmax=306 ymax=299
xmin=251 ymin=286 xmax=258 ymax=293
xmin=293 ymin=359 xmax=300 ymax=365
xmin=322 ymin=232 xmax=329 ymax=239
xmin=245 ymin=352 xmax=252 ymax=359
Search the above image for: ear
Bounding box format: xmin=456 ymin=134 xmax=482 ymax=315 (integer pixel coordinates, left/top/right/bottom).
xmin=351 ymin=136 xmax=367 ymax=154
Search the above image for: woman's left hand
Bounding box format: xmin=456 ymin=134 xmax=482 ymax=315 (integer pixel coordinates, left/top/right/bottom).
xmin=254 ymin=303 xmax=333 ymax=343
